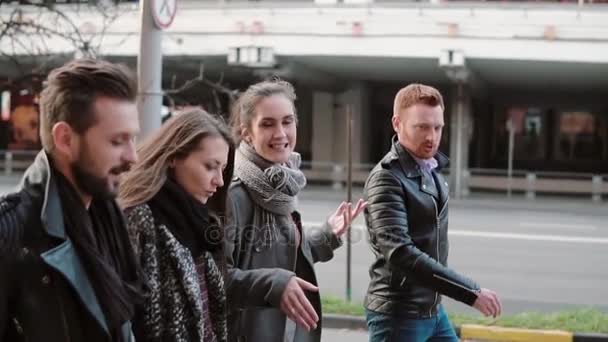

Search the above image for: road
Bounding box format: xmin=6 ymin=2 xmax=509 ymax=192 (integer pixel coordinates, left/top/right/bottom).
xmin=297 ymin=186 xmax=608 ymax=316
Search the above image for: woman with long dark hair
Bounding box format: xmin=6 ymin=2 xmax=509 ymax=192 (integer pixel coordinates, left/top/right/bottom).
xmin=119 ymin=109 xmax=234 ymax=342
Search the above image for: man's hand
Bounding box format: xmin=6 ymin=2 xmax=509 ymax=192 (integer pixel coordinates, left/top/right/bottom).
xmin=473 ymin=288 xmax=502 ymax=318
xmin=280 ymin=277 xmax=319 ymax=331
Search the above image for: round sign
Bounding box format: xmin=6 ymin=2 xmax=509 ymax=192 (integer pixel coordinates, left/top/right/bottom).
xmin=151 ymin=0 xmax=177 ymax=30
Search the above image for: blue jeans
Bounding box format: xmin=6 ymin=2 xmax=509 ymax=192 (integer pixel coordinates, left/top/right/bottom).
xmin=366 ymin=305 xmax=459 ymax=342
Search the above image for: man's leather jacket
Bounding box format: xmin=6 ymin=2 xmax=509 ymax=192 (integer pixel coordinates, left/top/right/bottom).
xmin=363 ymin=139 xmax=480 ymax=318
xmin=0 ymin=152 xmax=134 ymax=341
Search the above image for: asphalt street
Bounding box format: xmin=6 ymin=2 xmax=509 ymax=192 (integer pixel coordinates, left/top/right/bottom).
xmin=298 ymin=186 xmax=608 ymax=317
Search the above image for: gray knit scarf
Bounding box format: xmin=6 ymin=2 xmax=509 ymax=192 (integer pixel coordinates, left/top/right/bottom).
xmin=234 ymin=142 xmax=306 ymax=244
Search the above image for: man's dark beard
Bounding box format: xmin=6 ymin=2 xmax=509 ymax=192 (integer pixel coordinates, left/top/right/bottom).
xmin=71 ymin=148 xmax=130 ymax=199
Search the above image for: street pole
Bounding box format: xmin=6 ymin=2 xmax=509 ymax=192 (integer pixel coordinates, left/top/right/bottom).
xmin=507 ymin=117 xmax=515 ymax=198
xmin=346 ymin=105 xmax=353 ymax=302
xmin=453 ymin=82 xmax=464 ymax=200
xmin=137 ymin=0 xmax=163 ymax=139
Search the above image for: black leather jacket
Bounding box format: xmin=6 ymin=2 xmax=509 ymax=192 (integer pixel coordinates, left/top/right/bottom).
xmin=363 ymin=139 xmax=480 ymax=318
xmin=0 ymin=152 xmax=133 ymax=342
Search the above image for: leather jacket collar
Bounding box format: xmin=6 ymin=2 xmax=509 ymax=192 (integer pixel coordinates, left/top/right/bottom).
xmin=19 ymin=150 xmax=67 ymax=240
xmin=390 ymin=135 xmax=449 ymax=178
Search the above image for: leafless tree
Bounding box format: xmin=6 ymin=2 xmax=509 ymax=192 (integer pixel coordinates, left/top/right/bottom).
xmin=0 ymin=0 xmax=130 ymax=82
xmin=0 ymin=0 xmax=239 ymax=119
xmin=165 ymin=64 xmax=241 ymax=119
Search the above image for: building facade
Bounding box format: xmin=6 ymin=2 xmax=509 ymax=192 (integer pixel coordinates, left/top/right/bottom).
xmin=2 ymin=0 xmax=608 ymax=197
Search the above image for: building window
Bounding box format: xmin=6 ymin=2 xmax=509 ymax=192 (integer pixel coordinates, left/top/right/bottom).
xmin=0 ymin=76 xmax=43 ymax=151
xmin=492 ymin=106 xmax=546 ymax=162
xmin=555 ymin=111 xmax=605 ymax=161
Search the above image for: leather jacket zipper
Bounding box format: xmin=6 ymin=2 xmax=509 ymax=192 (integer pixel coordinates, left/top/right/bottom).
xmin=430 ymin=197 xmax=440 ymax=317
xmin=433 ymin=273 xmax=475 ymax=292
xmin=438 ymin=197 xmax=449 ymax=218
xmin=431 ymin=186 xmax=450 ymax=316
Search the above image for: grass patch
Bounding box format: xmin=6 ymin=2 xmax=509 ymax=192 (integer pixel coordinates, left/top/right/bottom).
xmin=322 ymin=296 xmax=608 ymax=334
xmin=322 ymin=295 xmax=366 ymax=317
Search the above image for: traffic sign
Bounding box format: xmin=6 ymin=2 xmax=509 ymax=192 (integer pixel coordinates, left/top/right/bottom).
xmin=151 ymin=0 xmax=177 ymax=30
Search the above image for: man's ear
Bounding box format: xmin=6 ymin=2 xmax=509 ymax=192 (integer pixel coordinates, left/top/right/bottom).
xmin=51 ymin=122 xmax=76 ymax=160
xmin=391 ymin=114 xmax=401 ymax=134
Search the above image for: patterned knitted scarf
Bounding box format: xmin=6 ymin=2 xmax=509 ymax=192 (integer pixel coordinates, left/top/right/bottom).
xmin=234 ymin=142 xmax=306 ymax=245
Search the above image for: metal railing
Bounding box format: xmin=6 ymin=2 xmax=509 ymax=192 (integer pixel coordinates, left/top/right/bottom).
xmin=301 ymin=161 xmax=607 ymax=202
xmin=1 ymin=153 xmax=605 ymax=201
xmin=465 ymin=168 xmax=607 ymax=202
xmin=300 ymin=160 xmax=375 ymax=189
xmin=0 ymin=150 xmax=38 ymax=176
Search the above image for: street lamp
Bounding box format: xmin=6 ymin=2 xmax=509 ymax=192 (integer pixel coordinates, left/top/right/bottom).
xmin=439 ymin=49 xmax=469 ymax=83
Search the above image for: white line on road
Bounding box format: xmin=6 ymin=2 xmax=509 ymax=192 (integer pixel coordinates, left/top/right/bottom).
xmin=449 ymin=229 xmax=608 ymax=244
xmin=519 ymin=222 xmax=597 ymax=231
xmin=303 ymin=222 xmax=608 ymax=244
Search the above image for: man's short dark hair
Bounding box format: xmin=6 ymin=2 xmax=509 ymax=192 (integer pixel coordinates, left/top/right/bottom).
xmin=39 ymin=58 xmax=137 ymax=152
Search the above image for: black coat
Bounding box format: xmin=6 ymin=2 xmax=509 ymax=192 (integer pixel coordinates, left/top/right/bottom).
xmin=363 ymin=138 xmax=480 ymax=318
xmin=0 ymin=152 xmax=134 ymax=342
xmin=224 ymin=180 xmax=342 ymax=342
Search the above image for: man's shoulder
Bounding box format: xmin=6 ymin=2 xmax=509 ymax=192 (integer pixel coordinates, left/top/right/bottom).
xmin=0 ymin=191 xmax=29 ymax=256
xmin=365 ymin=150 xmax=402 ymax=185
xmin=379 ymin=148 xmax=401 ymax=169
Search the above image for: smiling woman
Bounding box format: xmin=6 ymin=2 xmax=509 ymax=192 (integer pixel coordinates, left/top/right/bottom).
xmin=224 ymin=79 xmax=366 ymax=342
xmin=118 ymin=108 xmax=235 ymax=342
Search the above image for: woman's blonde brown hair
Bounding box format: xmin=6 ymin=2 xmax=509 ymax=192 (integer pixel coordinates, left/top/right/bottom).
xmin=118 ymin=108 xmax=234 ymax=218
xmin=229 ymin=78 xmax=297 ymax=144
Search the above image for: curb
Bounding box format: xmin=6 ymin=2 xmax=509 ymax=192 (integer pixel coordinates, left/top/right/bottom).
xmin=460 ymin=324 xmax=572 ymax=342
xmin=323 ymin=314 xmax=367 ymax=331
xmin=323 ymin=314 xmax=608 ymax=341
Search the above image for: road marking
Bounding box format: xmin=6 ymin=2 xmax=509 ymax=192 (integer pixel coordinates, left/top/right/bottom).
xmin=449 ymin=230 xmax=608 ymax=244
xmin=519 ymin=222 xmax=597 ymax=231
xmin=302 ymin=222 xmax=608 ymax=245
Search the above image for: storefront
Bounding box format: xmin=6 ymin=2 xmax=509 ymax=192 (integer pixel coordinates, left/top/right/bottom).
xmin=0 ymin=75 xmax=43 ymax=152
